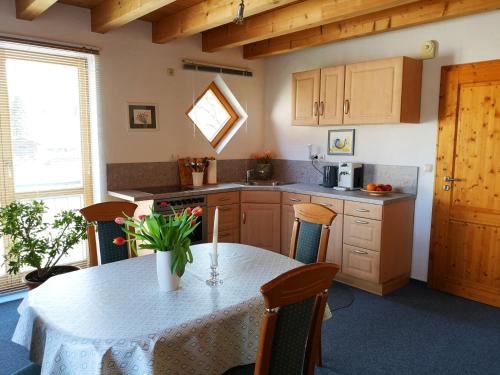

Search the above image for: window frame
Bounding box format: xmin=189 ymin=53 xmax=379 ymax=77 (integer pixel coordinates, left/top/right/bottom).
xmin=185 ymin=81 xmax=240 ymax=148
xmin=0 ymin=48 xmax=94 ymax=291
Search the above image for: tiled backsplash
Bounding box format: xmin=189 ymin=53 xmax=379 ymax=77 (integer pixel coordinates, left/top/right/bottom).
xmin=107 ymin=159 xmax=419 ymax=194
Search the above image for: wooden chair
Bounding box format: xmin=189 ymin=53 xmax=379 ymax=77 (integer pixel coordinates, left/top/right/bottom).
xmin=224 ymin=263 xmax=340 ymax=375
xmin=80 ymin=201 xmax=138 ymax=267
xmin=288 ymin=203 xmax=337 ymax=367
xmin=289 ymin=203 xmax=337 ymax=264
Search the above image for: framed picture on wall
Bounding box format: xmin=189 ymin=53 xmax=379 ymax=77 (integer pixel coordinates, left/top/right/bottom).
xmin=127 ymin=103 xmax=159 ymax=130
xmin=328 ymin=129 xmax=355 ymax=156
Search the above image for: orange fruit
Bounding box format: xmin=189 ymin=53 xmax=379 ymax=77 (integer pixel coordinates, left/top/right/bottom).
xmin=366 ymin=183 xmax=377 ymax=191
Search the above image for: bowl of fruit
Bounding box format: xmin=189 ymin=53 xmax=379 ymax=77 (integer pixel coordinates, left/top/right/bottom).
xmin=361 ymin=183 xmax=393 ymax=196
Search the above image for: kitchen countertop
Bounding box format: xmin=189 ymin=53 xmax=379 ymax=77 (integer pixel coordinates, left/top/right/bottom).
xmin=108 ymin=182 xmax=415 ymax=205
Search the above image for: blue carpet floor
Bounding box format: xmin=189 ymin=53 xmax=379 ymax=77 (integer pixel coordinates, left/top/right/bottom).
xmin=2 ymin=280 xmax=500 ymax=375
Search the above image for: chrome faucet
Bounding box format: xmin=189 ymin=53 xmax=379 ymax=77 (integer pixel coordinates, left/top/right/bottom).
xmin=246 ymin=169 xmax=254 ymax=183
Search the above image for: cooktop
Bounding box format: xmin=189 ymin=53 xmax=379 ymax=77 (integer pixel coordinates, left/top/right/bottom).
xmin=136 ymin=185 xmax=193 ymax=194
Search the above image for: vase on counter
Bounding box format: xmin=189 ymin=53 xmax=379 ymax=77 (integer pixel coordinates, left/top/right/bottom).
xmin=156 ymin=250 xmax=180 ymax=292
xmin=255 ymin=162 xmax=273 ymax=180
xmin=192 ymin=171 xmax=204 ymax=187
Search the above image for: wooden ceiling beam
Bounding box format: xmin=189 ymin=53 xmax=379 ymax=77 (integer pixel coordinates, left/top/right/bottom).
xmin=202 ymin=0 xmax=421 ymax=52
xmin=16 ymin=0 xmax=58 ymax=20
xmin=91 ymin=0 xmax=177 ymax=33
xmin=243 ymin=0 xmax=500 ymax=59
xmin=152 ymin=0 xmax=300 ymax=44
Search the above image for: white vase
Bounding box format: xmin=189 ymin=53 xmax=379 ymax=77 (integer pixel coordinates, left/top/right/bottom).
xmin=156 ymin=251 xmax=180 ymax=292
xmin=192 ymin=172 xmax=204 ymax=187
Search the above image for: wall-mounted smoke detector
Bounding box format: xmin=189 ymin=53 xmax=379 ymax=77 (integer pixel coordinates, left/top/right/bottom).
xmin=420 ymin=40 xmax=437 ymax=60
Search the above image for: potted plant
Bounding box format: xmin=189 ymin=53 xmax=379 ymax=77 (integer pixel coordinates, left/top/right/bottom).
xmin=251 ymin=151 xmax=273 ymax=180
xmin=0 ymin=200 xmax=89 ymax=289
xmin=113 ymin=205 xmax=202 ymax=292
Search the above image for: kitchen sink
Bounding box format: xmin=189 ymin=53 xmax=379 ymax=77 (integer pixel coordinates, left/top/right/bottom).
xmin=237 ymin=180 xmax=294 ymax=187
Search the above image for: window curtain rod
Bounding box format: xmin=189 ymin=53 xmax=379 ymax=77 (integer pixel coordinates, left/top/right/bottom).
xmin=182 ymin=59 xmax=252 ymax=77
xmin=0 ymin=34 xmax=100 ymax=55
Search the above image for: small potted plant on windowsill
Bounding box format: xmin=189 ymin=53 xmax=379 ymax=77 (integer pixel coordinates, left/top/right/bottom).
xmin=0 ymin=201 xmax=89 ymax=290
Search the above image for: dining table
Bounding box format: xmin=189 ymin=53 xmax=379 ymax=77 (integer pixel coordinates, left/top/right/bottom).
xmin=12 ymin=243 xmax=319 ymax=375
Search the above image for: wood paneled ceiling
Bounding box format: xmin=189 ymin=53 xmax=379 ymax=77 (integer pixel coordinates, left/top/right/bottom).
xmin=14 ymin=0 xmax=500 ymax=59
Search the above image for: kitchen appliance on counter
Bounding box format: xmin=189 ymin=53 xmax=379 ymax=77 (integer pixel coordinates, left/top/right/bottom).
xmin=321 ymin=165 xmax=339 ymax=188
xmin=335 ymin=162 xmax=363 ymax=191
xmin=154 ymin=195 xmax=207 ymax=244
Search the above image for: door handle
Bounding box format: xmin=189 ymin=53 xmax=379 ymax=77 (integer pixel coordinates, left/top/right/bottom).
xmin=319 ymin=101 xmax=325 ymax=116
xmin=288 ymin=198 xmax=301 ymax=202
xmin=242 ymin=212 xmax=246 ymax=224
xmin=321 ymin=203 xmax=333 ymax=207
xmin=352 ymin=249 xmax=368 ymax=255
xmin=355 ymin=220 xmax=370 ymax=225
xmin=344 ymin=99 xmax=350 ymax=115
xmin=313 ymin=102 xmax=319 ymax=117
xmin=354 ymin=208 xmax=369 ymax=213
xmin=443 ymin=176 xmax=463 ymax=182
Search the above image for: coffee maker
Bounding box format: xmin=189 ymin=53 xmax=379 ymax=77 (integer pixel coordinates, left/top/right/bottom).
xmin=335 ymin=162 xmax=363 ymax=190
xmin=322 ymin=165 xmax=339 ymax=188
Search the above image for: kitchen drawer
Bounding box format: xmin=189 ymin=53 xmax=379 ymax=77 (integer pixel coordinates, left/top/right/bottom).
xmin=343 ymin=215 xmax=381 ymax=251
xmin=342 ymin=244 xmax=380 ymax=283
xmin=241 ymin=191 xmax=281 ymax=204
xmin=344 ymin=201 xmax=382 ymax=220
xmin=311 ymin=196 xmax=344 ymax=214
xmin=207 ymin=191 xmax=239 ymax=207
xmin=208 ymin=204 xmax=240 ymax=232
xmin=209 ymin=229 xmax=240 ymax=244
xmin=282 ymin=192 xmax=310 ymax=206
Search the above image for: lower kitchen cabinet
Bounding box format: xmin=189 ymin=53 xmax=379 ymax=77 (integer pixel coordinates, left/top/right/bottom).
xmin=281 ymin=192 xmax=311 ymax=255
xmin=241 ymin=198 xmax=281 ymax=253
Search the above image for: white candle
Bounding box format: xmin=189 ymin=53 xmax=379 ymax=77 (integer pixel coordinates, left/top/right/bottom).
xmin=212 ymin=206 xmax=219 ymax=258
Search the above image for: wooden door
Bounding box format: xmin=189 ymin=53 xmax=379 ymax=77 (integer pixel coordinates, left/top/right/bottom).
xmin=428 ymin=59 xmax=500 ymax=307
xmin=292 ymin=69 xmax=320 ymax=126
xmin=344 ymin=57 xmax=403 ymax=124
xmin=319 ymin=66 xmax=345 ymax=125
xmin=241 ymin=203 xmax=281 ymax=252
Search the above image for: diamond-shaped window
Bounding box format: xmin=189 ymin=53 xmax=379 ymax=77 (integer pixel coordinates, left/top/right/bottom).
xmin=186 ymin=76 xmax=247 ymax=153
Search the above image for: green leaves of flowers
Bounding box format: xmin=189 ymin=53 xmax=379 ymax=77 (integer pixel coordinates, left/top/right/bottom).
xmin=119 ymin=206 xmax=201 ymax=278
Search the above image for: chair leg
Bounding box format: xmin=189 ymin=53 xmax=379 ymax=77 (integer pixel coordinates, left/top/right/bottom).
xmin=317 ymin=332 xmax=323 ymax=367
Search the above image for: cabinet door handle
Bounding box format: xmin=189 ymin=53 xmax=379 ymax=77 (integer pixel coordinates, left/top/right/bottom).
xmin=354 ymin=208 xmax=369 ymax=213
xmin=355 ymin=220 xmax=370 ymax=225
xmin=320 ymin=203 xmax=333 ymax=207
xmin=313 ymin=102 xmax=319 ymax=117
xmin=218 ymin=206 xmax=232 ymax=212
xmin=344 ymin=99 xmax=350 ymax=115
xmin=220 ymin=232 xmax=231 ymax=238
xmin=219 ymin=197 xmax=230 ymax=202
xmin=288 ymin=198 xmax=301 ymax=202
xmin=242 ymin=212 xmax=246 ymax=224
xmin=319 ymin=101 xmax=325 ymax=116
xmin=353 ymin=249 xmax=368 ymax=255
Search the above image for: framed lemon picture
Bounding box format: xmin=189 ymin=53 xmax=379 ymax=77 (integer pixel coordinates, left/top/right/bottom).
xmin=328 ymin=129 xmax=355 ymax=156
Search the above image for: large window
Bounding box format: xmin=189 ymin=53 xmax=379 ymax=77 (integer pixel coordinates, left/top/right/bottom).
xmin=0 ymin=45 xmax=95 ymax=292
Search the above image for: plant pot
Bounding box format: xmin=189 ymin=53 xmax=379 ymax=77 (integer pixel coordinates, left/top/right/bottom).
xmin=156 ymin=251 xmax=180 ymax=292
xmin=23 ymin=265 xmax=80 ymax=290
xmin=255 ymin=163 xmax=273 ymax=180
xmin=192 ymin=172 xmax=204 ymax=187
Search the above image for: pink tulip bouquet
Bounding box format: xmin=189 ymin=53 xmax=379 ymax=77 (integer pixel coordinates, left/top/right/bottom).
xmin=113 ymin=206 xmax=202 ymax=277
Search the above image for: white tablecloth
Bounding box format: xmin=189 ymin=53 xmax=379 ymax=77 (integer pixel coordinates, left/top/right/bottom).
xmin=12 ymin=244 xmax=306 ymax=375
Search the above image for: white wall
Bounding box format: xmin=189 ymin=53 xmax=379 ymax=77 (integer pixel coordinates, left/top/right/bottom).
xmin=263 ymin=10 xmax=500 ymax=281
xmin=0 ymin=1 xmax=265 ymax=164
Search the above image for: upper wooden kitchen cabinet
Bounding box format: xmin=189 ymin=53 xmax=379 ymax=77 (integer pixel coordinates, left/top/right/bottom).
xmin=240 ymin=191 xmax=281 ymax=253
xmin=292 ymin=56 xmax=422 ymax=126
xmin=292 ymin=66 xmax=344 ymax=126
xmin=343 ymin=57 xmax=422 ymax=124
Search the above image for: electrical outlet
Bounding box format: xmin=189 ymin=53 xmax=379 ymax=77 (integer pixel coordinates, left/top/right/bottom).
xmin=318 ymin=154 xmax=325 ymax=160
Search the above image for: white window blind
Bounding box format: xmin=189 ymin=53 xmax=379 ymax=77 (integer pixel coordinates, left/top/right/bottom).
xmin=0 ymin=41 xmax=99 ymax=292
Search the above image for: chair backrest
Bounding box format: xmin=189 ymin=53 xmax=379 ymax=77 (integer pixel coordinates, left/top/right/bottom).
xmin=80 ymin=201 xmax=137 ymax=266
xmin=289 ymin=203 xmax=337 ymax=264
xmin=255 ymin=263 xmax=339 ymax=375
